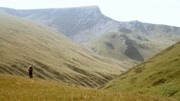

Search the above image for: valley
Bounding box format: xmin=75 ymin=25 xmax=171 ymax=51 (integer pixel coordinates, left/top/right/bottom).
xmin=0 ymin=13 xmax=125 ymax=88
xmin=0 ymin=6 xmax=179 ymax=65
xmin=0 ymin=6 xmax=179 ymax=101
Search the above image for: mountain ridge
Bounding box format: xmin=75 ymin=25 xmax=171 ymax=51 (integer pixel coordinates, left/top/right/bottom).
xmin=0 ymin=13 xmax=126 ymax=88
xmin=0 ymin=6 xmax=179 ymax=42
xmin=0 ymin=6 xmax=179 ymax=66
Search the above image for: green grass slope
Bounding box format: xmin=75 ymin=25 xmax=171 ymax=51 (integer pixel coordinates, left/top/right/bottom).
xmin=0 ymin=74 xmax=175 ymax=101
xmin=0 ymin=13 xmax=126 ymax=88
xmin=85 ymin=32 xmax=140 ymax=67
xmin=103 ymin=42 xmax=180 ymax=100
xmin=86 ymin=31 xmax=176 ymax=67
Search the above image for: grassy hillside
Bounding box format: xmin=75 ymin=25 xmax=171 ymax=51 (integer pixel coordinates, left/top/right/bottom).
xmin=103 ymin=42 xmax=180 ymax=100
xmin=86 ymin=31 xmax=177 ymax=66
xmin=0 ymin=13 xmax=126 ymax=88
xmin=85 ymin=32 xmax=139 ymax=67
xmin=0 ymin=74 xmax=175 ymax=101
xmin=1 ymin=7 xmax=180 ymax=68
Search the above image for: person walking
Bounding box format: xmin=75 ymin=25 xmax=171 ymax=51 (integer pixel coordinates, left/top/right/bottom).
xmin=28 ymin=65 xmax=33 ymax=78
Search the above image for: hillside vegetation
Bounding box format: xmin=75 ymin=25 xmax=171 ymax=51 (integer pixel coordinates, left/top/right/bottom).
xmin=103 ymin=42 xmax=180 ymax=100
xmin=86 ymin=32 xmax=142 ymax=67
xmin=86 ymin=30 xmax=179 ymax=64
xmin=0 ymin=13 xmax=126 ymax=88
xmin=0 ymin=74 xmax=175 ymax=101
xmin=1 ymin=7 xmax=180 ymax=66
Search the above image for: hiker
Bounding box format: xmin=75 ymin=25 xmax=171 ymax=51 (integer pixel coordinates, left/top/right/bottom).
xmin=28 ymin=65 xmax=33 ymax=78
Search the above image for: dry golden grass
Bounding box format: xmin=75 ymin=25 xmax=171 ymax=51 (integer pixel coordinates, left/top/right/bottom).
xmin=0 ymin=74 xmax=176 ymax=101
xmin=0 ymin=13 xmax=125 ymax=88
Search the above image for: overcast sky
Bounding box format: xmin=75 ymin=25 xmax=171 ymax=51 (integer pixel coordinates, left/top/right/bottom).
xmin=0 ymin=0 xmax=179 ymax=27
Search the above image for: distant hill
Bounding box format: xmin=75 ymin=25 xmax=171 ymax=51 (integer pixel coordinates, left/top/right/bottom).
xmin=85 ymin=29 xmax=178 ymax=64
xmin=0 ymin=13 xmax=126 ymax=88
xmin=0 ymin=6 xmax=117 ymax=42
xmin=0 ymin=6 xmax=180 ymax=64
xmin=86 ymin=32 xmax=152 ymax=62
xmin=103 ymin=42 xmax=180 ymax=100
xmin=0 ymin=7 xmax=179 ymax=42
xmin=0 ymin=74 xmax=175 ymax=101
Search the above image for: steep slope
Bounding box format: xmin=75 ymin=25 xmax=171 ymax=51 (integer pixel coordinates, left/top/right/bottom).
xmin=0 ymin=13 xmax=126 ymax=88
xmin=86 ymin=30 xmax=178 ymax=64
xmin=0 ymin=7 xmax=179 ymax=43
xmin=85 ymin=32 xmax=145 ymax=67
xmin=0 ymin=75 xmax=174 ymax=101
xmin=0 ymin=6 xmax=120 ymax=43
xmin=123 ymin=20 xmax=180 ymax=38
xmin=86 ymin=32 xmax=148 ymax=62
xmin=103 ymin=42 xmax=180 ymax=100
xmin=0 ymin=7 xmax=179 ymax=64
